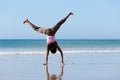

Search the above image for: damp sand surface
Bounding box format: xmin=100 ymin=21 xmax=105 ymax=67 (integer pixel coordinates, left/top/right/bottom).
xmin=0 ymin=53 xmax=120 ymax=80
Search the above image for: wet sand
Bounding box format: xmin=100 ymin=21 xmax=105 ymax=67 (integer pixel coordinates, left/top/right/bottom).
xmin=0 ymin=53 xmax=120 ymax=80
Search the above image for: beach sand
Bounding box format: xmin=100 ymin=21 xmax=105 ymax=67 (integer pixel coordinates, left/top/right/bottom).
xmin=0 ymin=53 xmax=120 ymax=80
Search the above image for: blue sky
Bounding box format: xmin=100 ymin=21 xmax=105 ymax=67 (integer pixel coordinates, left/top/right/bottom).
xmin=0 ymin=0 xmax=120 ymax=39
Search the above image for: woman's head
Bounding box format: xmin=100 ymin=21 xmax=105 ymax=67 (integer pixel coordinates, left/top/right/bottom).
xmin=48 ymin=43 xmax=57 ymax=54
xmin=50 ymin=47 xmax=57 ymax=53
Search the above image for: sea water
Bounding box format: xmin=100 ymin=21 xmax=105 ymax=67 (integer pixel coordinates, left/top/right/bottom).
xmin=0 ymin=39 xmax=120 ymax=55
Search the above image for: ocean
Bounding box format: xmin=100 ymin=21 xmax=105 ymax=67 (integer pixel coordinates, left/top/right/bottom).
xmin=0 ymin=39 xmax=120 ymax=55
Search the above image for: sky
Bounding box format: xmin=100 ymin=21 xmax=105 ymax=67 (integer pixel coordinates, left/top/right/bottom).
xmin=0 ymin=0 xmax=120 ymax=39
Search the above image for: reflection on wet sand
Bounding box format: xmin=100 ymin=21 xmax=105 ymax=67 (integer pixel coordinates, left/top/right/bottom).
xmin=45 ymin=65 xmax=64 ymax=80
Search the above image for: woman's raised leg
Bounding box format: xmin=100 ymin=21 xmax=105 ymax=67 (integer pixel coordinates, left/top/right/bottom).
xmin=51 ymin=12 xmax=73 ymax=34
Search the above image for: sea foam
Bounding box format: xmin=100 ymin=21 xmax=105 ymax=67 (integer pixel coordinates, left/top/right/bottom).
xmin=0 ymin=49 xmax=120 ymax=55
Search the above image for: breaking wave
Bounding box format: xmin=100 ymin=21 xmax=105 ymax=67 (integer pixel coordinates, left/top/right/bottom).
xmin=1 ymin=49 xmax=120 ymax=55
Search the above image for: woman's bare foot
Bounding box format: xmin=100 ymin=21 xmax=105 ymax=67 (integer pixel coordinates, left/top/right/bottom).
xmin=23 ymin=18 xmax=29 ymax=24
xmin=70 ymin=12 xmax=73 ymax=15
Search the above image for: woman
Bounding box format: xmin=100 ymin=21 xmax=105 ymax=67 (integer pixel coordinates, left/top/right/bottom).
xmin=23 ymin=12 xmax=73 ymax=65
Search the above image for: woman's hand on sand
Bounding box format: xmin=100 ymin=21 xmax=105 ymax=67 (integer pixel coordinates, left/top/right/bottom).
xmin=43 ymin=63 xmax=48 ymax=65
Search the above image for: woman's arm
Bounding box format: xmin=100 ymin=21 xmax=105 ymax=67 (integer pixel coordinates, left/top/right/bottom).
xmin=43 ymin=46 xmax=50 ymax=65
xmin=57 ymin=45 xmax=64 ymax=65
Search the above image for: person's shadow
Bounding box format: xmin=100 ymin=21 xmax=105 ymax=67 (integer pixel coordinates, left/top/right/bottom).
xmin=45 ymin=65 xmax=64 ymax=80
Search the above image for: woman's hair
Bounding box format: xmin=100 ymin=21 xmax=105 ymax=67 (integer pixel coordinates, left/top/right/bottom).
xmin=48 ymin=43 xmax=57 ymax=54
xmin=50 ymin=47 xmax=57 ymax=53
